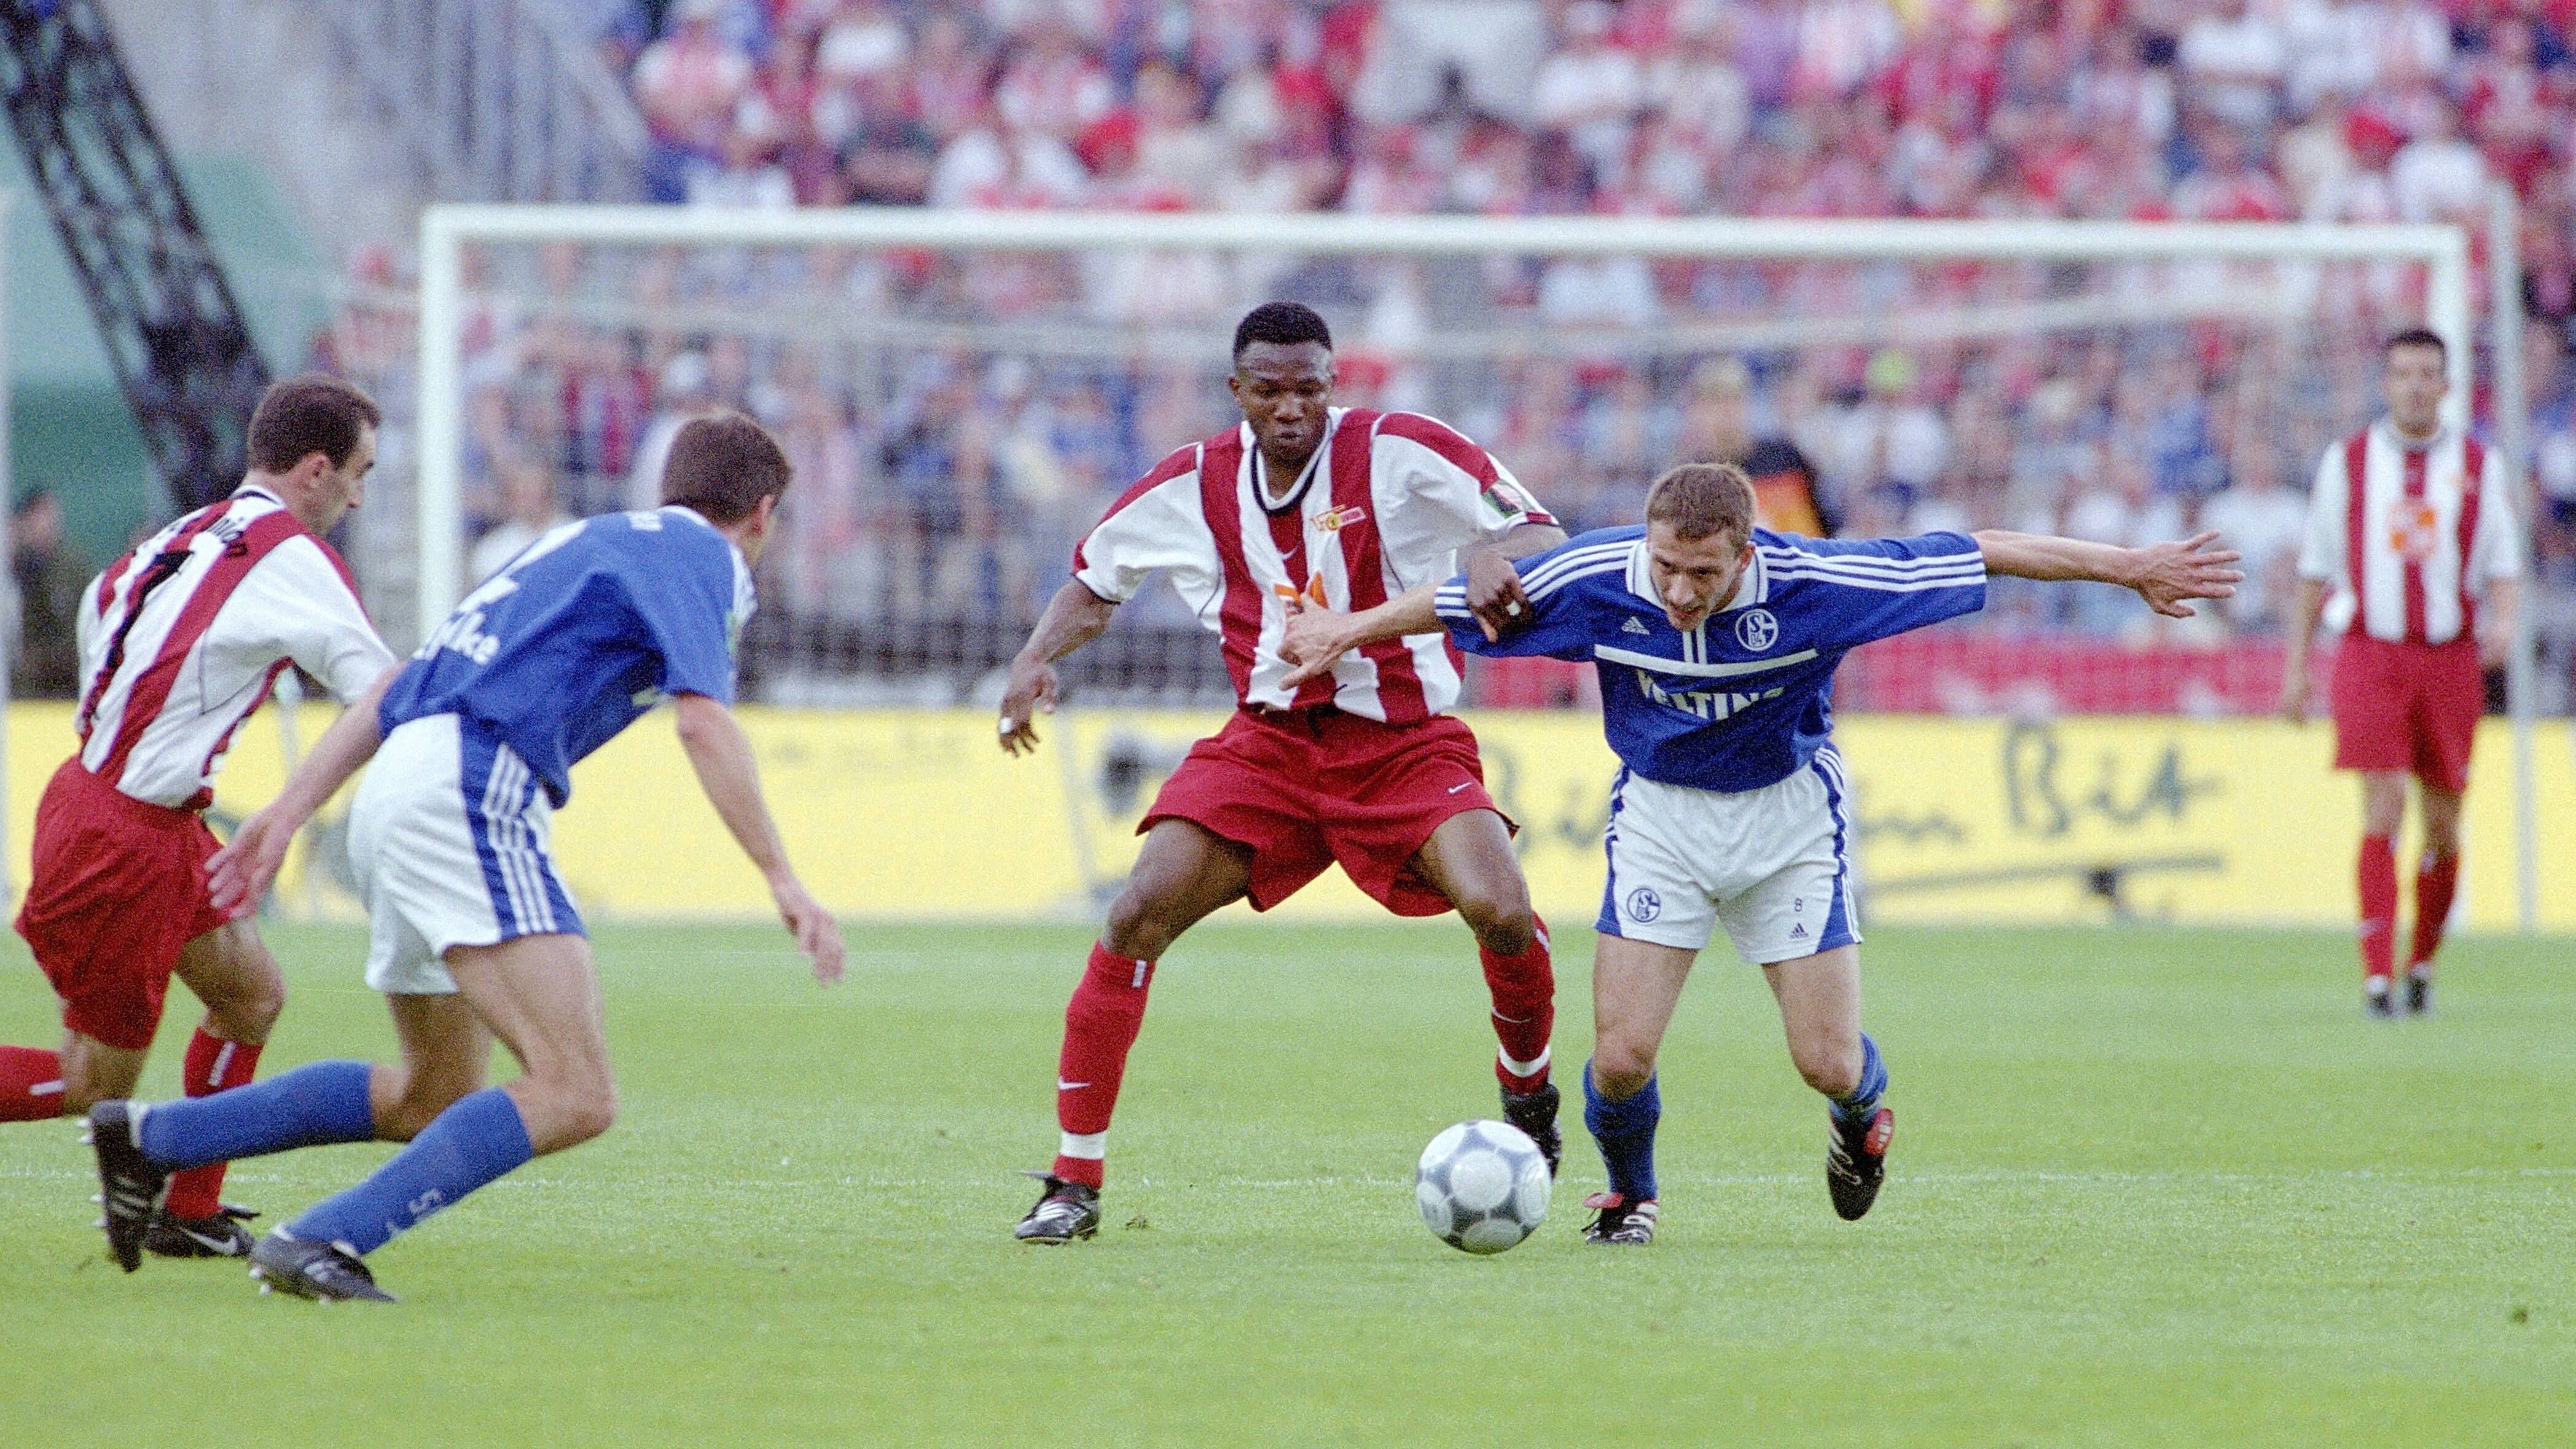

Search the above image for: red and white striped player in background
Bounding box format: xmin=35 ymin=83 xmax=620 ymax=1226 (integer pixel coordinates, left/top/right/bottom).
xmin=0 ymin=375 xmax=397 ymax=1254
xmin=2282 ymin=329 xmax=2523 ymax=1017
xmin=997 ymin=303 xmax=1567 ymax=1243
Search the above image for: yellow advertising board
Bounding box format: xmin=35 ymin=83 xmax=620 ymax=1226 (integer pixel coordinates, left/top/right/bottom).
xmin=6 ymin=703 xmax=2569 ymax=932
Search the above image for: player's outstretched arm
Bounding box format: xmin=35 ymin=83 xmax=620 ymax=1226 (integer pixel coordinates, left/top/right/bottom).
xmin=206 ymin=664 xmax=402 ymax=920
xmin=1278 ymin=584 xmax=1444 ymax=688
xmin=998 ymin=579 xmax=1116 ymax=756
xmin=1973 ymin=529 xmax=2243 ymax=618
xmin=672 ymin=692 xmax=845 ymax=983
xmin=1458 ymin=521 xmax=1568 ymax=641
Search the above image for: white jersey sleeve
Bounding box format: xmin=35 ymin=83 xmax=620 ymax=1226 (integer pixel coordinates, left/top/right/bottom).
xmin=231 ymin=536 xmax=399 ymax=700
xmin=1071 ymin=445 xmax=1220 ymax=607
xmin=74 ymin=569 xmax=103 ymax=674
xmin=2296 ymin=442 xmax=2347 ymax=584
xmin=1367 ymin=412 xmax=1556 ymax=590
xmin=2468 ymin=443 xmax=2524 ymax=585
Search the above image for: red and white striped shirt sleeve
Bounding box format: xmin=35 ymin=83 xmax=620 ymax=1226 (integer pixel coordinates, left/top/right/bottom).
xmin=1071 ymin=444 xmax=1219 ymax=605
xmin=230 ymin=536 xmax=399 ymax=700
xmin=1371 ymin=412 xmax=1554 ymax=544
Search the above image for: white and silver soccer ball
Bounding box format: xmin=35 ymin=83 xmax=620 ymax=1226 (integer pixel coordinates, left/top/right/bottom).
xmin=1414 ymin=1120 xmax=1551 ymax=1254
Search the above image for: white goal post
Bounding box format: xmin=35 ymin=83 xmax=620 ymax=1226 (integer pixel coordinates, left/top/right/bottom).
xmin=415 ymin=203 xmax=2546 ymax=928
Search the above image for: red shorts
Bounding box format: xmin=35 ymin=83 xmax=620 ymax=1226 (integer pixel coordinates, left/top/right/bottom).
xmin=2330 ymin=635 xmax=2483 ymax=794
xmin=14 ymin=758 xmax=230 ymax=1050
xmin=1140 ymin=708 xmax=1507 ymax=917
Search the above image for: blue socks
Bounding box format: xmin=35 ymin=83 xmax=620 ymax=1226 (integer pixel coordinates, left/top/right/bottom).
xmin=285 ymin=1088 xmax=534 ymax=1257
xmin=135 ymin=1060 xmax=376 ymax=1169
xmin=1583 ymin=1059 xmax=1661 ymax=1201
xmin=1830 ymin=1033 xmax=1888 ymax=1127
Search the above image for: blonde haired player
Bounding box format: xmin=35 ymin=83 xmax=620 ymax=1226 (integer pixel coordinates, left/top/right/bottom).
xmin=2281 ymin=329 xmax=2523 ymax=1016
xmin=1281 ymin=463 xmax=2238 ymax=1243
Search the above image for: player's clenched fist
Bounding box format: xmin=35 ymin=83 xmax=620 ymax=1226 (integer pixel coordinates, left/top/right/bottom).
xmin=1459 ymin=547 xmax=1533 ymax=643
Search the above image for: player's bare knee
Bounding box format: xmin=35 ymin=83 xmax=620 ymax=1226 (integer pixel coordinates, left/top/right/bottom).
xmin=1591 ymin=1045 xmax=1656 ymax=1101
xmin=1458 ymin=885 xmax=1535 ymax=957
xmin=211 ymin=977 xmax=286 ymax=1044
xmin=553 ymin=1080 xmax=619 ymax=1146
xmin=1793 ymin=1038 xmax=1863 ymax=1099
xmin=59 ymin=1074 xmax=109 ymax=1115
xmin=1102 ymin=889 xmax=1178 ymax=961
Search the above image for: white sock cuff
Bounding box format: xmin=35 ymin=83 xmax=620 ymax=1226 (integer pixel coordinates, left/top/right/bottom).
xmin=1498 ymin=1045 xmax=1551 ymax=1079
xmin=1058 ymin=1131 xmax=1106 ymax=1161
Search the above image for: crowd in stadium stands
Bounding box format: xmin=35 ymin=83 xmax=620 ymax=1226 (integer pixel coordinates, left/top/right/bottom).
xmin=335 ymin=0 xmax=2576 ymax=706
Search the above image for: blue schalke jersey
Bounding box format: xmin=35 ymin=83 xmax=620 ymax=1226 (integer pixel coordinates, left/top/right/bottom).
xmin=383 ymin=507 xmax=754 ymax=805
xmin=1435 ymin=526 xmax=1986 ymax=792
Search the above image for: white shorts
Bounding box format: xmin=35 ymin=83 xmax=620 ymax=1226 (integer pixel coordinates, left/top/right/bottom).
xmin=347 ymin=713 xmax=583 ymax=995
xmin=1595 ymin=747 xmax=1860 ymax=964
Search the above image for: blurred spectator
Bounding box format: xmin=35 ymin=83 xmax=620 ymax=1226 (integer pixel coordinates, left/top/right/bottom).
xmin=348 ymin=0 xmax=2576 ymax=694
xmin=470 ymin=457 xmax=579 ymax=586
xmin=1674 ymin=357 xmax=1837 ymax=536
xmin=1812 ymin=348 xmax=1948 ymax=501
xmin=2199 ymin=433 xmax=2311 ymax=630
xmin=1532 ymin=2 xmax=1643 ymax=181
xmin=1349 ymin=1 xmax=1548 ymax=127
xmin=2179 ymin=0 xmax=2287 ymax=129
xmin=633 ymin=0 xmax=756 ymax=201
xmin=2390 ymin=98 xmax=2489 ymax=222
xmin=628 ymin=350 xmax=717 ymax=512
xmin=10 ymin=486 xmax=87 ymax=698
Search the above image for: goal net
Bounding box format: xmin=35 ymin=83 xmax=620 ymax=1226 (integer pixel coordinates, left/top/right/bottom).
xmin=350 ymin=206 xmax=2567 ymax=933
xmin=394 ymin=208 xmax=2476 ymax=721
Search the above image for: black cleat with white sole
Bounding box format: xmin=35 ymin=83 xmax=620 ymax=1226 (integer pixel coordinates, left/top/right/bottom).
xmin=1825 ymin=1104 xmax=1894 ymax=1221
xmin=85 ymin=1101 xmax=170 ymax=1271
xmin=248 ymin=1234 xmax=396 ymax=1302
xmin=144 ymin=1203 xmax=260 ymax=1259
xmin=1500 ymin=1080 xmax=1563 ymax=1177
xmin=1580 ymin=1192 xmax=1658 ymax=1245
xmin=1013 ymin=1174 xmax=1100 ymax=1243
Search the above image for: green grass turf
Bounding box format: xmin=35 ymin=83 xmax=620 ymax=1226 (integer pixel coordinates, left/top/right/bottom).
xmin=0 ymin=921 xmax=2569 ymax=1447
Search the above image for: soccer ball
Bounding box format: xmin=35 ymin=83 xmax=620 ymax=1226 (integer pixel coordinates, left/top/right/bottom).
xmin=1414 ymin=1120 xmax=1551 ymax=1254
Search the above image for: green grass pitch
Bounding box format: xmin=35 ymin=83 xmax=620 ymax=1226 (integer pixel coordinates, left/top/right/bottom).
xmin=0 ymin=920 xmax=2569 ymax=1447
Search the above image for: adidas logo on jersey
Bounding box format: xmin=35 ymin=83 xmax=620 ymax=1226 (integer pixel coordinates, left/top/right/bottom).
xmin=1622 ymin=617 xmax=1651 ymax=635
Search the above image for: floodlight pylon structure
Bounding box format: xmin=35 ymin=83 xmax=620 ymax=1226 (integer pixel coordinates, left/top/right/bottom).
xmin=0 ymin=0 xmax=270 ymax=513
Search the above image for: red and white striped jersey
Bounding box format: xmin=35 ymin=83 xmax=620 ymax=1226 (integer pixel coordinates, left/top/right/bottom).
xmin=1073 ymin=408 xmax=1554 ymax=721
xmin=2296 ymin=420 xmax=2522 ymax=646
xmin=73 ymin=486 xmax=396 ymax=810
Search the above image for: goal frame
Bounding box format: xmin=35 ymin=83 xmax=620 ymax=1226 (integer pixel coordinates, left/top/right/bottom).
xmin=415 ymin=204 xmax=2543 ymax=928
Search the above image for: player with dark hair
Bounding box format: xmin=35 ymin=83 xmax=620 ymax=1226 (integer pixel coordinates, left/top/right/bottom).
xmin=0 ymin=373 xmax=395 ymax=1259
xmin=83 ymin=410 xmax=845 ymax=1300
xmin=2280 ymin=328 xmax=2522 ymax=1015
xmin=1000 ymin=301 xmax=1569 ymax=1242
xmin=1282 ymin=462 xmax=2239 ymax=1244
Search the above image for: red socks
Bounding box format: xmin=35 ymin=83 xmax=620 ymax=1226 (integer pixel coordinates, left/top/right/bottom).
xmin=2411 ymin=851 xmax=2459 ymax=972
xmin=0 ymin=1045 xmax=65 ymax=1122
xmin=162 ymin=1027 xmax=262 ymax=1219
xmin=1482 ymin=917 xmax=1555 ymax=1095
xmin=2357 ymin=834 xmax=2398 ymax=984
xmin=1052 ymin=942 xmax=1155 ymax=1189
